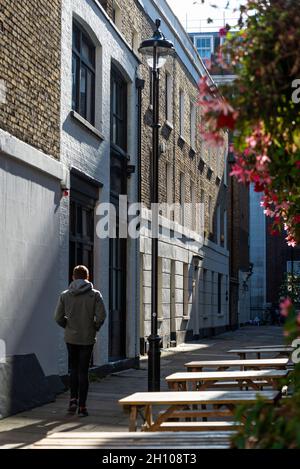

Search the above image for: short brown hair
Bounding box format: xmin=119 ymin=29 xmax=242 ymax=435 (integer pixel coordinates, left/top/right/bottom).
xmin=73 ymin=265 xmax=89 ymax=280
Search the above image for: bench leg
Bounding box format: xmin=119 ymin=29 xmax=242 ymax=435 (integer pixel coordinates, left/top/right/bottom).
xmin=129 ymin=406 xmax=138 ymax=432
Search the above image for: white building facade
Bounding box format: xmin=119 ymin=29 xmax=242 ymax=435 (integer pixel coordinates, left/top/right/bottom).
xmin=58 ymin=0 xmax=141 ymax=374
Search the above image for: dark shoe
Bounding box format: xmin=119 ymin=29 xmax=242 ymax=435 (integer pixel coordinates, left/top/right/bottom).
xmin=78 ymin=406 xmax=89 ymax=417
xmin=68 ymin=399 xmax=78 ymax=414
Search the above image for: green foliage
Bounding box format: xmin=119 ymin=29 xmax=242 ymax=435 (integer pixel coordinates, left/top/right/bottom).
xmin=219 ymin=0 xmax=300 ymax=243
xmin=232 ymin=363 xmax=300 ymax=449
xmin=279 ymin=273 xmax=300 ymax=305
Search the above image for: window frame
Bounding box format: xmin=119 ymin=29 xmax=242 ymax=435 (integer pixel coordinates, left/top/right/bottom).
xmin=165 ymin=73 xmax=173 ymax=124
xmin=190 ymin=101 xmax=196 ymax=150
xmin=110 ymin=65 xmax=128 ymax=153
xmin=179 ymin=90 xmax=185 ymax=139
xmin=195 ymin=35 xmax=213 ymax=60
xmin=72 ymin=20 xmax=96 ymax=125
xmin=179 ymin=172 xmax=185 ymax=226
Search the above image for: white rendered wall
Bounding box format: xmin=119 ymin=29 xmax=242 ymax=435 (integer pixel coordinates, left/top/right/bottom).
xmin=60 ymin=0 xmax=140 ymax=372
xmin=0 ymin=148 xmax=63 ymax=376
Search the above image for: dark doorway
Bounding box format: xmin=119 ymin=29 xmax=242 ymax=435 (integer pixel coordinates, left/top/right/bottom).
xmin=69 ymin=169 xmax=100 ymax=283
xmin=109 ymin=65 xmax=128 ymax=360
xmin=69 ymin=169 xmax=101 ymax=367
xmin=69 ymin=193 xmax=95 ymax=283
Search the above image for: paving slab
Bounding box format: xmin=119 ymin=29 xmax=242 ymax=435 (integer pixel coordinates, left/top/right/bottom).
xmin=0 ymin=326 xmax=284 ymax=448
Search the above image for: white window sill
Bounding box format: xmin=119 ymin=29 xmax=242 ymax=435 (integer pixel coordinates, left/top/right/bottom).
xmin=182 ymin=316 xmax=190 ymax=321
xmin=70 ymin=110 xmax=104 ymax=141
xmin=165 ymin=120 xmax=174 ymax=130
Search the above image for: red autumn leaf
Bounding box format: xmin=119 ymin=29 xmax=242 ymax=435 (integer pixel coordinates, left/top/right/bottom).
xmin=216 ymin=112 xmax=236 ymax=130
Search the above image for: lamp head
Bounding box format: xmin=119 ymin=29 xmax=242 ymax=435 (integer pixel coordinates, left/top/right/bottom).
xmin=139 ymin=18 xmax=175 ymax=69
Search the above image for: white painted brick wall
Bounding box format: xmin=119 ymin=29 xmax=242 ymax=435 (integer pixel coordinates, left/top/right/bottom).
xmin=60 ymin=0 xmax=139 ymax=366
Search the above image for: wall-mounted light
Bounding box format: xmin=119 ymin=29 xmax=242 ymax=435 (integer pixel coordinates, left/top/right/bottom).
xmin=192 ymin=254 xmax=202 ymax=271
xmin=242 ymin=263 xmax=254 ymax=290
xmin=127 ymin=165 xmax=136 ymax=177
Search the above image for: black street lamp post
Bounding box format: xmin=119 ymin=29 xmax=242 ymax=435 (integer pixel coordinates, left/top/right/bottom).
xmin=139 ymin=19 xmax=174 ymax=392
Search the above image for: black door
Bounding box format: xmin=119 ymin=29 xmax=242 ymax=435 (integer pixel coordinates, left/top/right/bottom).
xmin=109 ymin=65 xmax=128 ymax=360
xmin=69 ymin=169 xmax=101 ymax=283
xmin=69 ymin=191 xmax=95 ymax=283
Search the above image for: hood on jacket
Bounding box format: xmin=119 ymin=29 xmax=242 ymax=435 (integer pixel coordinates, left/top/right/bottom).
xmin=68 ymin=279 xmax=93 ymax=296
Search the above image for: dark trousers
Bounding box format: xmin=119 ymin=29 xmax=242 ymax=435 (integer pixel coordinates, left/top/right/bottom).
xmin=67 ymin=343 xmax=94 ymax=407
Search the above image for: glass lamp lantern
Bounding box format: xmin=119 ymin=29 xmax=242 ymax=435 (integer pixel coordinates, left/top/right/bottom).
xmin=139 ymin=19 xmax=175 ymax=70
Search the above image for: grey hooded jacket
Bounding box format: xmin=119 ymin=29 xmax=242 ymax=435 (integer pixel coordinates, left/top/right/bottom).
xmin=54 ymin=279 xmax=106 ymax=345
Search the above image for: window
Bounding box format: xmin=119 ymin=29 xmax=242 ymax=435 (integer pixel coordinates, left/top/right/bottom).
xmin=111 ymin=66 xmax=127 ymax=151
xmin=112 ymin=3 xmax=122 ymax=30
xmin=218 ymin=273 xmax=223 ymax=315
xmin=200 ymin=189 xmax=205 ymax=204
xmin=179 ymin=90 xmax=185 ymax=138
xmin=211 ymin=271 xmax=215 ymax=313
xmin=157 ymin=257 xmax=163 ymax=320
xmin=72 ymin=21 xmax=95 ymax=124
xmin=190 ymin=101 xmax=196 ymax=149
xmin=166 ymin=73 xmax=173 ymax=124
xmin=180 ymin=172 xmax=185 ymax=225
xmin=223 ymin=210 xmax=227 ymax=248
xmin=132 ymin=28 xmax=139 ymax=53
xmin=208 ymin=195 xmax=213 ymax=234
xmin=216 ymin=204 xmax=221 ymax=245
xmin=183 ymin=263 xmax=189 ymax=317
xmin=195 ymin=36 xmax=213 ymax=60
xmin=166 ymin=163 xmax=173 ymax=205
xmin=200 ymin=189 xmax=205 ymax=237
xmin=203 ymin=268 xmax=207 ymax=317
xmin=190 ymin=181 xmax=196 ymax=231
xmin=207 ymin=145 xmax=212 ymax=166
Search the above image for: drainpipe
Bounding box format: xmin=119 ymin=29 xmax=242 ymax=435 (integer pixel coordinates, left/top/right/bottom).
xmin=136 ymin=77 xmax=145 ymax=205
xmin=135 ymin=76 xmax=145 ymax=359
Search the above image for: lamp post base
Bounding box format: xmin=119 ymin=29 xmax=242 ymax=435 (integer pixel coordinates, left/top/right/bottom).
xmin=147 ymin=334 xmax=161 ymax=391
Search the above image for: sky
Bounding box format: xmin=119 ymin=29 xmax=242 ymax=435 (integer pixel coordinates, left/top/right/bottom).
xmin=166 ymin=0 xmax=244 ymax=32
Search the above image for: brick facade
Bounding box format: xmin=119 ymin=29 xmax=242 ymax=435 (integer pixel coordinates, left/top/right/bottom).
xmin=228 ymin=176 xmax=250 ymax=326
xmin=101 ymin=0 xmax=227 ymax=240
xmin=0 ymin=0 xmax=61 ymax=158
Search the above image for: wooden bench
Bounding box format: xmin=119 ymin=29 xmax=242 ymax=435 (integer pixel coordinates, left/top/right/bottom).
xmin=166 ymin=369 xmax=290 ymax=391
xmin=227 ymin=347 xmax=294 ymax=360
xmin=185 ymin=358 xmax=289 ymax=372
xmin=119 ymin=390 xmax=280 ymax=432
xmin=33 ymin=431 xmax=234 ymax=449
xmin=159 ymin=421 xmax=241 ymax=431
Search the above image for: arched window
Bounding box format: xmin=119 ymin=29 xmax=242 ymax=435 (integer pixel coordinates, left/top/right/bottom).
xmin=72 ymin=20 xmax=95 ymax=124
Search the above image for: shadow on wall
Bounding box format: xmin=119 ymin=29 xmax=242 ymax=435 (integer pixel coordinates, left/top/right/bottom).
xmin=0 ymin=354 xmax=66 ymax=419
xmin=0 ymin=155 xmax=66 ymax=417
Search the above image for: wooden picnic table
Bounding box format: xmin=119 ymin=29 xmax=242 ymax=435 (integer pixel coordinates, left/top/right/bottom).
xmin=227 ymin=347 xmax=293 ymax=360
xmin=185 ymin=358 xmax=289 ymax=372
xmin=119 ymin=390 xmax=280 ymax=432
xmin=166 ymin=369 xmax=290 ymax=391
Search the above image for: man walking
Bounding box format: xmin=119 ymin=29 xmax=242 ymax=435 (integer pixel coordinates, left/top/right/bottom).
xmin=54 ymin=265 xmax=106 ymax=417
